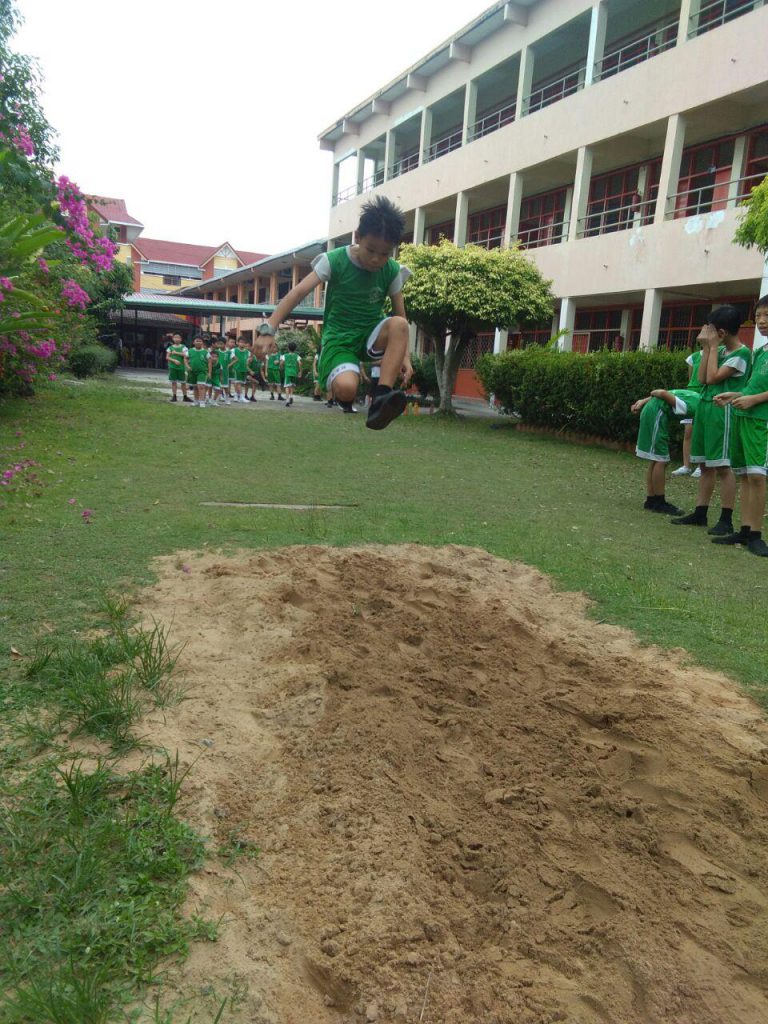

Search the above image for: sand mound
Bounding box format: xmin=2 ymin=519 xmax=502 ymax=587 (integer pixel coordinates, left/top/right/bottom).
xmin=133 ymin=545 xmax=768 ymax=1024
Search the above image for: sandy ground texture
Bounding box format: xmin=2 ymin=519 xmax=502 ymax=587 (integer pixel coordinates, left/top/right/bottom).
xmin=131 ymin=544 xmax=768 ymax=1024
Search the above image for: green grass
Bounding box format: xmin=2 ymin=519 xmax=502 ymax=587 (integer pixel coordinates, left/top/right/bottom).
xmin=1 ymin=374 xmax=767 ymax=1021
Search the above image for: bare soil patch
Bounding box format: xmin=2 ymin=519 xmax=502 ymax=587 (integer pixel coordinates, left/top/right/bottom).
xmin=132 ymin=545 xmax=768 ymax=1023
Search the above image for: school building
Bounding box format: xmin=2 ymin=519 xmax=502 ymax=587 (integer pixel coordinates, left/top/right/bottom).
xmin=319 ymin=0 xmax=768 ymax=396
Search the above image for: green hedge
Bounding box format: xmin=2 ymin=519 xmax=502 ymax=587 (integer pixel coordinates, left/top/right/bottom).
xmin=475 ymin=349 xmax=691 ymax=444
xmin=67 ymin=343 xmax=118 ymax=379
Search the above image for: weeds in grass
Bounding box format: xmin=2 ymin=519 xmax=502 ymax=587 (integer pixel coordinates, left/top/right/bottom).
xmin=217 ymin=826 xmax=260 ymax=868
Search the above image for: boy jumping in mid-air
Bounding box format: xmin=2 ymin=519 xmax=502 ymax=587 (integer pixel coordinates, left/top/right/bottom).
xmin=281 ymin=341 xmax=301 ymax=408
xmin=253 ymin=196 xmax=412 ymax=430
xmin=713 ymin=295 xmax=768 ymax=557
xmin=631 ymin=387 xmax=701 ymax=514
xmin=672 ymin=305 xmax=751 ymax=535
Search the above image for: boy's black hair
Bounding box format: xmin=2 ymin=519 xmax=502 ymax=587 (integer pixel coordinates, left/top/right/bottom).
xmin=357 ymin=195 xmax=406 ymax=245
xmin=707 ymin=304 xmax=742 ymax=336
xmin=756 ymin=294 xmax=768 ymax=310
xmin=192 ymin=335 xmax=204 ymax=343
xmin=287 ymin=340 xmax=297 ymax=352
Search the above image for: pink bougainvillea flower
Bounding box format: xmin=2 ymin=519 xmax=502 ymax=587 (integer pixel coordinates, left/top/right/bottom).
xmin=68 ymin=498 xmax=76 ymax=505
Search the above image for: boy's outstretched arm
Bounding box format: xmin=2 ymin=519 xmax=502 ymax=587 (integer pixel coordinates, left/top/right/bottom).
xmin=649 ymin=388 xmax=678 ymax=408
xmin=255 ymin=272 xmax=321 ymax=357
xmin=630 ymin=396 xmax=651 ymax=413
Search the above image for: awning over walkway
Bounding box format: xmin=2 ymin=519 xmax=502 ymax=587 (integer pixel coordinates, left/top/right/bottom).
xmin=122 ymin=292 xmax=324 ymax=320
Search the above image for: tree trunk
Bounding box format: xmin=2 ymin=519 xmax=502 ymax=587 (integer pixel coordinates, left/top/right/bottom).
xmin=438 ymin=334 xmax=470 ymax=413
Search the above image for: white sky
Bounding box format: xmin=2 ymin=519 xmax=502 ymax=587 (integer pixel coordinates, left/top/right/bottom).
xmin=15 ymin=0 xmax=487 ymax=254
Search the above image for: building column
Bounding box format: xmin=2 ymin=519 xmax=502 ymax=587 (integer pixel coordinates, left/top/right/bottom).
xmin=413 ymin=206 xmax=426 ymax=244
xmin=291 ymin=264 xmax=301 ymax=289
xmin=654 ymin=113 xmax=686 ymax=224
xmin=419 ymin=106 xmax=433 ymax=164
xmin=383 ymin=129 xmax=394 ymax=182
xmin=585 ymin=1 xmax=609 ymax=84
xmin=462 ymin=79 xmax=478 ymax=144
xmin=503 ymin=171 xmax=524 ymax=246
xmin=516 ymin=45 xmax=535 ymax=118
xmin=455 ymin=191 xmax=470 ymax=247
xmin=558 ymin=297 xmax=576 ymax=350
xmin=331 ymin=161 xmax=340 ymax=206
xmin=633 ymin=165 xmax=649 ymax=227
xmin=677 ymin=0 xmax=701 ymax=44
xmin=639 ymin=288 xmax=663 ymax=351
xmin=409 ymin=323 xmax=418 ymax=354
xmin=493 ymin=328 xmax=509 ymax=354
xmin=356 ymin=149 xmax=366 ymax=195
xmin=619 ymin=308 xmax=632 ymax=351
xmin=727 ymin=134 xmax=749 ymax=207
xmin=568 ymin=146 xmax=593 ymax=242
xmin=269 ymin=273 xmax=278 ymax=304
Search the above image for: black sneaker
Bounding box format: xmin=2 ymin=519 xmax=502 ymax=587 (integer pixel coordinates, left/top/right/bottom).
xmin=342 ymin=404 xmax=358 ymax=414
xmin=249 ymin=396 xmax=256 ymax=403
xmin=182 ymin=395 xmax=193 ymax=403
xmin=278 ymin=394 xmax=285 ymax=402
xmin=366 ymin=390 xmax=407 ymax=431
xmin=671 ymin=512 xmax=707 ymax=526
xmin=325 ymin=399 xmax=335 ymax=408
xmin=707 ymin=521 xmax=734 ymax=536
xmin=653 ymin=501 xmax=683 ymax=516
xmin=712 ymin=532 xmax=747 ymax=546
xmin=313 ymin=394 xmax=323 ymax=401
xmin=270 ymin=393 xmax=275 ymax=401
xmin=169 ymin=396 xmax=177 ymax=402
xmin=747 ymin=536 xmax=768 ymax=557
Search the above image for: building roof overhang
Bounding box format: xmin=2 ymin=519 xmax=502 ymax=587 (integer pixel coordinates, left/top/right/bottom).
xmin=175 ymin=239 xmax=327 ymax=294
xmin=122 ymin=291 xmax=324 ymax=320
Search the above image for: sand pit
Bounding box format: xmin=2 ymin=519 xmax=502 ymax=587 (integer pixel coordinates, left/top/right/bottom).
xmin=133 ymin=545 xmax=768 ymax=1023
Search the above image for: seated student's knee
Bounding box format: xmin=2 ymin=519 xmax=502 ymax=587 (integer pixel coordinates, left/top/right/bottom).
xmin=332 ymin=376 xmax=359 ymax=403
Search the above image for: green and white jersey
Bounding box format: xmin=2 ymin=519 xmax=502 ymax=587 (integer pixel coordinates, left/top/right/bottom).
xmin=311 ymin=246 xmax=411 ymax=346
xmin=167 ymin=343 xmax=187 ymax=367
xmin=701 ymin=344 xmax=751 ymax=401
xmin=734 ymin=346 xmax=768 ymax=421
xmin=187 ymin=347 xmax=209 ymax=374
xmin=248 ymin=355 xmax=263 ymax=375
xmin=233 ymin=347 xmax=250 ymax=373
xmin=282 ymin=352 xmax=300 ymax=377
xmin=669 ymin=387 xmax=701 ymax=418
xmin=217 ymin=350 xmax=231 ymax=373
xmin=685 ymin=349 xmax=704 ymax=392
xmin=267 ymin=353 xmax=282 ymax=376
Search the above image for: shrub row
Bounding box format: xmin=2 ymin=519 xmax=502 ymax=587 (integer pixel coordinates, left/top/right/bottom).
xmin=475 ymin=348 xmax=691 ymax=444
xmin=67 ymin=343 xmax=118 ymax=379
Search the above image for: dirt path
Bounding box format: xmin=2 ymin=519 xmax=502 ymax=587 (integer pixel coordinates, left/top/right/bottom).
xmin=132 ymin=545 xmax=768 ymax=1023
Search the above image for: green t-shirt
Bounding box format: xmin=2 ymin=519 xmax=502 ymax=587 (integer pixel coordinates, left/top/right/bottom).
xmin=187 ymin=347 xmax=209 ymax=373
xmin=685 ymin=349 xmax=703 ymax=392
xmin=217 ymin=350 xmax=231 ymax=373
xmin=233 ymin=348 xmax=250 ymax=372
xmin=700 ymin=344 xmax=751 ymax=401
xmin=248 ymin=356 xmax=263 ymax=374
xmin=734 ymin=346 xmax=768 ymax=420
xmin=312 ymin=245 xmax=405 ymax=346
xmin=267 ymin=353 xmax=281 ymax=375
xmin=167 ymin=343 xmax=187 ymax=367
xmin=282 ymin=352 xmax=300 ymax=377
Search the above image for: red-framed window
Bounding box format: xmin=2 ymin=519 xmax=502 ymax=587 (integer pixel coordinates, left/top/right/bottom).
xmin=658 ymin=303 xmax=714 ymax=350
xmin=428 ymin=220 xmax=455 ymax=245
xmin=459 ymin=333 xmax=495 ymax=369
xmin=583 ymin=159 xmax=662 ymax=237
xmin=468 ymin=205 xmax=506 ymax=249
xmin=695 ymin=0 xmax=759 ymax=36
xmin=675 ymin=137 xmax=736 ymax=217
xmin=573 ymin=308 xmax=624 ymax=351
xmin=743 ymin=126 xmax=768 ymax=197
xmin=518 ymin=187 xmax=568 ymax=249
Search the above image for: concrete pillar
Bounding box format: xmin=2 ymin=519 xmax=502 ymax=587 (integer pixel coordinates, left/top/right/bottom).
xmin=633 ymin=165 xmax=649 ymax=227
xmin=356 ymin=149 xmax=366 ymax=195
xmin=493 ymin=328 xmax=509 ymax=354
xmin=562 ymin=186 xmax=574 ymax=241
xmin=585 ymin=1 xmax=609 ymax=85
xmin=678 ymin=0 xmax=701 ymax=44
xmin=419 ymin=107 xmax=433 ymax=164
xmin=568 ymin=146 xmax=593 ymax=242
xmin=270 ymin=273 xmax=278 ymax=304
xmin=413 ymin=207 xmax=426 ymax=244
xmin=455 ymin=191 xmax=470 ymax=247
xmin=503 ymin=171 xmax=525 ymax=246
xmin=291 ymin=263 xmax=301 ymax=289
xmin=558 ymin=297 xmax=576 ymax=350
xmin=383 ymin=129 xmax=394 ymax=181
xmin=756 ymin=257 xmax=768 ymax=350
xmin=516 ymin=45 xmax=535 ymax=118
xmin=619 ymin=308 xmax=632 ymax=351
xmin=408 ymin=323 xmax=418 ymax=353
xmin=462 ymin=80 xmax=478 ymax=144
xmin=728 ymin=134 xmax=749 ymax=207
xmin=654 ymin=113 xmax=686 ymax=225
xmin=331 ymin=162 xmax=340 ymax=205
xmin=639 ymin=288 xmax=663 ymax=351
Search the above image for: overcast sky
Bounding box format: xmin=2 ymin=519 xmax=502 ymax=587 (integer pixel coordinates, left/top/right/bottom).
xmin=15 ymin=0 xmax=487 ymax=254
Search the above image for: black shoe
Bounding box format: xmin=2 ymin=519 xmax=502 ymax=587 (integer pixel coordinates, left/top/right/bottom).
xmin=270 ymin=393 xmax=275 ymax=400
xmin=671 ymin=512 xmax=707 ymax=526
xmin=278 ymin=394 xmax=285 ymax=401
xmin=366 ymin=389 xmax=407 ymax=431
xmin=707 ymin=521 xmax=734 ymax=536
xmin=747 ymin=537 xmax=768 ymax=557
xmin=313 ymin=395 xmax=322 ymax=401
xmin=325 ymin=399 xmax=335 ymax=408
xmin=182 ymin=395 xmax=193 ymax=403
xmin=712 ymin=532 xmax=747 ymax=546
xmin=342 ymin=404 xmax=358 ymax=414
xmin=249 ymin=396 xmax=256 ymax=403
xmin=653 ymin=501 xmax=683 ymax=516
xmin=170 ymin=396 xmax=177 ymax=402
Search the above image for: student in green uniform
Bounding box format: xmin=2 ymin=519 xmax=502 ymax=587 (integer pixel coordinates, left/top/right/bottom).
xmin=266 ymin=350 xmax=283 ymax=401
xmin=185 ymin=336 xmax=210 ymax=408
xmin=631 ymin=387 xmax=701 ymax=515
xmin=671 ymin=342 xmax=704 ymax=479
xmin=232 ymin=337 xmax=250 ymax=403
xmin=166 ymin=333 xmax=191 ymax=403
xmin=281 ymin=341 xmax=302 ymax=408
xmin=208 ymin=342 xmax=223 ymax=405
xmin=213 ymin=338 xmax=231 ymax=405
xmin=253 ymin=196 xmax=412 ymax=430
xmin=225 ymin=335 xmax=238 ymax=398
xmin=312 ymin=348 xmax=323 ymax=401
xmin=713 ymin=295 xmax=768 ymax=557
xmin=245 ymin=352 xmax=265 ymax=402
xmin=672 ymin=306 xmax=752 ymax=535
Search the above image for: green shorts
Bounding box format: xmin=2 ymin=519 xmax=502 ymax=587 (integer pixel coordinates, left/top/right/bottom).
xmin=284 ymin=374 xmax=298 ymax=387
xmin=318 ymin=318 xmax=387 ymax=391
xmin=635 ymin=400 xmax=671 ymax=462
xmin=211 ymin=367 xmax=222 ymax=388
xmin=234 ymin=369 xmax=248 ymax=383
xmin=731 ymin=416 xmax=768 ymax=476
xmin=168 ymin=366 xmax=186 ymax=382
xmin=187 ymin=369 xmax=207 ymax=386
xmin=267 ymin=371 xmax=282 ymax=385
xmin=690 ymin=401 xmax=732 ymax=468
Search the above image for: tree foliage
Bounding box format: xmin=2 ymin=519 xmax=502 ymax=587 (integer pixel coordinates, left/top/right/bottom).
xmin=734 ymin=175 xmax=768 ymax=256
xmin=400 ymin=240 xmax=554 ymax=412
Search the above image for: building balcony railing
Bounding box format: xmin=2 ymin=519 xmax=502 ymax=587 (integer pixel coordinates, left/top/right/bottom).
xmin=517 ymin=219 xmax=570 ymax=249
xmin=593 ymin=17 xmax=678 ymax=82
xmin=525 ymin=63 xmax=586 ymax=115
xmin=361 ymin=168 xmax=385 ymax=193
xmin=423 ymin=127 xmax=463 ymax=164
xmin=389 ymin=149 xmax=420 ymax=179
xmin=467 ymin=99 xmax=516 ymax=142
xmin=664 ymin=171 xmax=765 ymax=218
xmin=577 ymin=196 xmax=656 ymax=237
xmin=689 ymin=0 xmax=762 ymax=39
xmin=333 ymin=183 xmax=358 ymax=206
